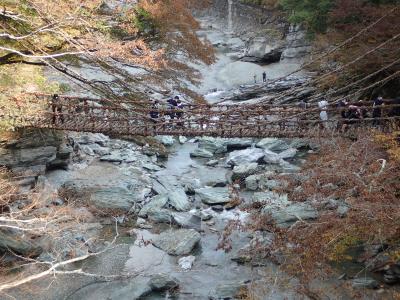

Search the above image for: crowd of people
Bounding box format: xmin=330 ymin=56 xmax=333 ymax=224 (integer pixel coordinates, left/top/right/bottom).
xmin=299 ymin=96 xmax=398 ymax=131
xmin=149 ymin=95 xmax=185 ymax=126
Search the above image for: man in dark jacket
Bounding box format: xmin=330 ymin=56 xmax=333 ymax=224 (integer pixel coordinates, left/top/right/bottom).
xmin=51 ymin=94 xmax=64 ymax=124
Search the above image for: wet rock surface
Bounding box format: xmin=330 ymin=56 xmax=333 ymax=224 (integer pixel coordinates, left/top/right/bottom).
xmin=195 ymin=187 xmax=231 ymax=205
xmin=152 ymin=229 xmax=201 ymax=256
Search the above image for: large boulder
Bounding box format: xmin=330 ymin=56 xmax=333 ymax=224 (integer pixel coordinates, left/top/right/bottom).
xmin=263 ymin=149 xmax=282 ymax=164
xmin=0 ymin=229 xmax=42 ymax=257
xmin=69 ymin=132 xmax=109 ymax=146
xmin=225 ymin=138 xmax=253 ymax=151
xmin=244 ymin=37 xmax=283 ymax=63
xmin=147 ymin=209 xmax=173 ymax=223
xmin=226 ymin=148 xmax=265 ymax=166
xmin=149 ymin=273 xmax=179 ymax=291
xmin=256 ymin=138 xmax=289 ymax=152
xmin=231 ymin=163 xmax=259 ymax=181
xmin=61 ymin=173 xmax=151 ymax=211
xmin=190 ymin=148 xmax=214 ymax=158
xmin=263 ymin=203 xmax=318 ymax=227
xmin=195 ymin=187 xmax=231 ymax=205
xmin=0 ymin=129 xmax=69 ymax=174
xmin=211 ymin=281 xmax=248 ymax=300
xmin=172 ymin=213 xmax=202 ymax=231
xmin=351 ymin=278 xmax=379 ymax=289
xmin=139 ymin=195 xmax=168 ymax=217
xmin=89 ymin=187 xmax=138 ymax=211
xmin=253 ymin=191 xmax=289 ymax=206
xmin=198 ymin=137 xmax=227 ymax=154
xmin=278 ymin=148 xmax=298 ymax=159
xmin=67 ymin=276 xmax=152 ymax=300
xmin=152 ymin=229 xmax=201 ymax=256
xmin=168 ymin=189 xmax=191 ymax=211
xmin=156 ymin=136 xmax=175 ymax=147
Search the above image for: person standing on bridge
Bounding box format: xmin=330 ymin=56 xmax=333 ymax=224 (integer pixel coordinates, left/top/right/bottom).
xmin=253 ymin=74 xmax=257 ymax=84
xmin=176 ymin=99 xmax=184 ymax=126
xmin=150 ymin=100 xmax=160 ymax=120
xmin=51 ymin=94 xmax=64 ymax=125
xmin=318 ymin=99 xmax=329 ymax=129
xmin=262 ymin=71 xmax=267 ymax=83
xmin=167 ymin=96 xmax=178 ymax=120
xmin=372 ymin=96 xmax=384 ymax=126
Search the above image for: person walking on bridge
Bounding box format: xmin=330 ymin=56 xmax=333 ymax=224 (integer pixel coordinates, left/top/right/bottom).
xmin=262 ymin=71 xmax=267 ymax=83
xmin=51 ymin=94 xmax=64 ymax=124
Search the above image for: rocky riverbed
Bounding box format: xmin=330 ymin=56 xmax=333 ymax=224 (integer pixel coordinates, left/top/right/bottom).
xmin=2 ymin=1 xmax=396 ymax=299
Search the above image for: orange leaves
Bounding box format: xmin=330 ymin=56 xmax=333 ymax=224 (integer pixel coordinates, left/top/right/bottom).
xmin=96 ymin=39 xmax=166 ymax=69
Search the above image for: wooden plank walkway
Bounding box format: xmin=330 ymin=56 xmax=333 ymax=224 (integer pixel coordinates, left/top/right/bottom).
xmin=2 ymin=93 xmax=400 ymax=138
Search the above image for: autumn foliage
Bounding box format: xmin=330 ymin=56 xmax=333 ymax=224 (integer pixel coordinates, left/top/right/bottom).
xmin=0 ymin=0 xmax=215 ymax=100
xmin=252 ymin=134 xmax=400 ymax=283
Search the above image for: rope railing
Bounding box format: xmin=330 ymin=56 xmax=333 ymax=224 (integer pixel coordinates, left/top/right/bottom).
xmin=3 ymin=94 xmax=400 ymax=138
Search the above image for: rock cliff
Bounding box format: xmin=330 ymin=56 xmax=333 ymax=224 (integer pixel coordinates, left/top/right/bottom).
xmin=0 ymin=129 xmax=71 ymax=182
xmin=197 ymin=0 xmax=311 ymax=63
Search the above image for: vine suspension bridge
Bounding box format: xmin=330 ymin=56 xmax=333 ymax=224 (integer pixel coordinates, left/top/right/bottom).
xmin=1 ymin=93 xmax=400 ymax=138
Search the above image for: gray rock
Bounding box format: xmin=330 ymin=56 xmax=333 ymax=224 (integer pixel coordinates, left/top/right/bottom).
xmin=190 ymin=148 xmax=214 ymax=158
xmin=206 ymin=159 xmax=219 ymax=167
xmin=225 ymin=138 xmax=253 ymax=150
xmin=263 ymin=203 xmax=318 ymax=227
xmin=256 ymin=138 xmax=288 ymax=151
xmin=67 ymin=276 xmax=152 ymax=300
xmin=136 ymin=217 xmax=153 ymax=229
xmin=168 ymin=189 xmax=191 ymax=211
xmin=70 ymin=133 xmax=109 ymax=146
xmin=226 ymin=148 xmax=265 ymax=166
xmin=89 ymin=188 xmax=137 ymax=211
xmin=351 ymin=278 xmax=379 ymax=289
xmin=231 ymin=163 xmax=259 ymax=181
xmin=147 ymin=208 xmax=173 ymax=223
xmin=198 ymin=137 xmax=227 ymax=154
xmin=142 ymin=163 xmax=162 ymax=172
xmin=195 ymin=187 xmax=231 ymax=205
xmin=139 ymin=195 xmax=168 ymax=217
xmin=173 ymin=213 xmax=202 ymax=231
xmin=263 ymin=149 xmax=282 ymax=164
xmin=337 ymin=203 xmax=350 ymax=218
xmin=245 ymin=174 xmax=259 ymax=191
xmin=279 ymin=160 xmax=301 ymax=172
xmin=212 ymin=205 xmax=224 ymax=212
xmin=152 ymin=229 xmax=201 ymax=256
xmin=80 ymin=145 xmax=95 ymax=156
xmin=211 ymin=281 xmax=248 ymax=300
xmin=178 ymin=136 xmax=187 ymax=144
xmin=149 ymin=273 xmax=179 ymax=291
xmin=253 ymin=191 xmax=289 ymax=206
xmin=278 ymin=148 xmax=298 ymax=159
xmin=0 ymin=229 xmax=42 ymax=257
xmin=156 ymin=136 xmax=175 ymax=147
xmin=182 ymin=178 xmax=202 ymax=195
xmin=0 ymin=146 xmax=57 ymax=168
xmin=100 ymin=152 xmax=124 ymax=163
xmin=193 ymin=209 xmax=213 ymax=221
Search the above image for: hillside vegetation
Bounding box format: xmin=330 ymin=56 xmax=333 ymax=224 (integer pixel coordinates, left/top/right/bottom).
xmin=243 ymin=0 xmax=400 ymax=99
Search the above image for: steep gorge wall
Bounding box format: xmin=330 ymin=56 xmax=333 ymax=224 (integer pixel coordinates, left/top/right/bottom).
xmin=200 ymin=0 xmax=311 ymax=62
